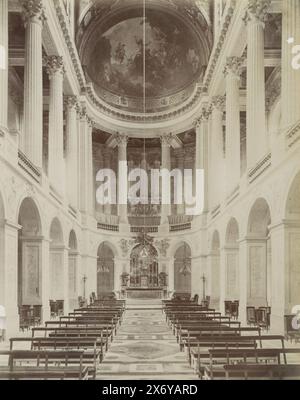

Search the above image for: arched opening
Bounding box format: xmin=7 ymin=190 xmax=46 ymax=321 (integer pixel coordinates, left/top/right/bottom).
xmin=68 ymin=230 xmax=78 ymax=310
xmin=97 ymin=242 xmax=115 ymax=297
xmin=49 ymin=218 xmax=65 ymax=314
xmin=285 ymin=172 xmax=300 ymax=312
xmin=130 ymin=244 xmax=158 ymax=288
xmin=247 ymin=198 xmax=271 ymax=308
xmin=18 ymin=198 xmax=42 ymax=327
xmin=209 ymin=231 xmax=220 ymax=309
xmin=225 ymin=218 xmax=239 ymax=301
xmin=174 ymin=243 xmax=192 ymax=295
xmin=0 ymin=192 xmax=5 ymax=326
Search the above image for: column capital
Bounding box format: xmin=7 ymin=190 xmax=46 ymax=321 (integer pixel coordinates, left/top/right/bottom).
xmin=243 ymin=0 xmax=271 ymax=26
xmin=211 ymin=95 xmax=225 ymax=112
xmin=196 ymin=106 xmax=211 ymax=127
xmin=64 ymin=95 xmax=78 ymax=111
xmin=223 ymin=56 xmax=243 ymax=78
xmin=160 ymin=133 xmax=173 ymax=147
xmin=45 ymin=55 xmax=65 ymax=77
xmin=20 ymin=0 xmax=46 ymax=26
xmin=87 ymin=116 xmax=94 ymax=129
xmin=115 ymin=133 xmax=128 ymax=147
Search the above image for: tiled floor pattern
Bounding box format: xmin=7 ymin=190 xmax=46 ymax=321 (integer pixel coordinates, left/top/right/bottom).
xmin=97 ymin=309 xmax=196 ymax=380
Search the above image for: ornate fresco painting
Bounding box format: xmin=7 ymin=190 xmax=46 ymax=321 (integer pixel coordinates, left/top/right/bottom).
xmin=87 ymin=10 xmax=204 ymax=100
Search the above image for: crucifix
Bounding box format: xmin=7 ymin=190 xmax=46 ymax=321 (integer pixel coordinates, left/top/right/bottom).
xmin=201 ymin=274 xmax=206 ymax=301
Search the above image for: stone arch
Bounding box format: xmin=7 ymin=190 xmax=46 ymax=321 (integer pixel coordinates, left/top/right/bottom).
xmin=49 ymin=217 xmax=65 ymax=312
xmin=247 ymin=198 xmax=271 ymax=308
xmin=209 ymin=230 xmax=220 ymax=309
xmin=68 ymin=230 xmax=79 ymax=310
xmin=17 ymin=198 xmax=43 ymax=326
xmin=284 ymin=170 xmax=300 ymax=311
xmin=224 ymin=218 xmax=240 ymax=301
xmin=0 ymin=190 xmax=6 ymax=317
xmin=174 ymin=242 xmax=192 ymax=295
xmin=97 ymin=242 xmax=115 ymax=297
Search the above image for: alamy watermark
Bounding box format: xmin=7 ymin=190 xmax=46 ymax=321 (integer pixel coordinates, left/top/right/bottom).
xmin=96 ymin=163 xmax=204 ymax=216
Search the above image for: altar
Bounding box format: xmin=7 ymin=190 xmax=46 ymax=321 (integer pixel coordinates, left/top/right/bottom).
xmin=126 ymin=287 xmax=164 ymax=299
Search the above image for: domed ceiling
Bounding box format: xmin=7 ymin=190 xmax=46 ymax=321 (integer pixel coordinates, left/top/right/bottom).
xmin=78 ymin=0 xmax=212 ymax=113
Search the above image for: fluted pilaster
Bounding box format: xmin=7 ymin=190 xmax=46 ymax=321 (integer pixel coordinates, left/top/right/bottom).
xmin=244 ymin=0 xmax=270 ymax=168
xmin=0 ymin=0 xmax=8 ymax=134
xmin=46 ymin=55 xmax=65 ymax=195
xmin=281 ymin=0 xmax=300 ymax=130
xmin=160 ymin=134 xmax=172 ymax=223
xmin=224 ymin=57 xmax=242 ymax=192
xmin=211 ymin=96 xmax=225 ymax=206
xmin=196 ymin=106 xmax=210 ymax=212
xmin=21 ymin=0 xmax=46 ymax=168
xmin=65 ymin=96 xmax=78 ymax=208
xmin=116 ymin=133 xmax=128 ymax=223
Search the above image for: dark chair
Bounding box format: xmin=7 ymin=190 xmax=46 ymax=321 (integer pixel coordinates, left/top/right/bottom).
xmin=193 ymin=294 xmax=199 ymax=304
xmin=224 ymin=301 xmax=232 ymax=317
xmin=231 ymin=301 xmax=239 ymax=320
xmin=255 ymin=308 xmax=269 ymax=331
xmin=246 ymin=306 xmax=256 ymax=326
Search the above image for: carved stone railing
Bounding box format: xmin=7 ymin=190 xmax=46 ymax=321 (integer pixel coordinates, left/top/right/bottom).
xmin=168 ymin=215 xmax=193 ymax=225
xmin=169 ymin=222 xmax=192 ymax=232
xmin=248 ymin=153 xmax=272 ymax=184
xmin=211 ymin=204 xmax=221 ymax=219
xmin=96 ymin=213 xmax=119 ymax=226
xmin=286 ymin=120 xmax=300 ymax=149
xmin=97 ymin=223 xmax=119 ymax=232
xmin=68 ymin=205 xmax=77 ymax=218
xmin=128 ymin=216 xmax=161 ymax=226
xmin=18 ymin=150 xmax=41 ymax=183
xmin=131 ymin=226 xmax=158 ymax=234
xmin=226 ymin=185 xmax=240 ymax=206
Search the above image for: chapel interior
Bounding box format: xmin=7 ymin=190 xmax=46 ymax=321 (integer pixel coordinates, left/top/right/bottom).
xmin=0 ymin=0 xmax=300 ymax=380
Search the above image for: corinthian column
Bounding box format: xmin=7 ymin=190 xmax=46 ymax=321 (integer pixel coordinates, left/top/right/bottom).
xmin=211 ymin=96 xmax=225 ymax=206
xmin=116 ymin=134 xmax=128 ymax=224
xmin=174 ymin=149 xmax=185 ymax=215
xmin=244 ymin=0 xmax=270 ymax=168
xmin=46 ymin=56 xmax=65 ymax=196
xmin=196 ymin=106 xmax=210 ymax=212
xmin=224 ymin=57 xmax=242 ymax=193
xmin=0 ymin=0 xmax=8 ymax=135
xmin=87 ymin=118 xmax=94 ymax=216
xmin=65 ymin=96 xmax=78 ymax=209
xmin=281 ymin=0 xmax=300 ymax=130
xmin=160 ymin=135 xmax=172 ymax=224
xmin=21 ymin=0 xmax=46 ymax=168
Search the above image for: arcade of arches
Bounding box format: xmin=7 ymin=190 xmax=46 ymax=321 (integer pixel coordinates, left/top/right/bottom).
xmin=0 ymin=0 xmax=299 ymax=361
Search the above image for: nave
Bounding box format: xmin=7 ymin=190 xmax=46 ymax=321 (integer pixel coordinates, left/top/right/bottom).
xmin=1 ymin=296 xmax=300 ymax=380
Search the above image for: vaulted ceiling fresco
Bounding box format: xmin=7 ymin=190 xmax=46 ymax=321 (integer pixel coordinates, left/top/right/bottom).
xmin=86 ymin=10 xmax=205 ymax=99
xmin=79 ymin=1 xmax=212 ymax=112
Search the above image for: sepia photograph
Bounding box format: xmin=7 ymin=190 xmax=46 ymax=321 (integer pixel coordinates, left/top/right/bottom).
xmin=0 ymin=0 xmax=300 ymax=384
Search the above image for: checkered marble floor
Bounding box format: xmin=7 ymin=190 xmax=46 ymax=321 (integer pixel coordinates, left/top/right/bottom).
xmin=96 ymin=309 xmax=197 ymax=380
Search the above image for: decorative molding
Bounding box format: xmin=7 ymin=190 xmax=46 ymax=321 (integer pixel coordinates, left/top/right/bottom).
xmin=20 ymin=0 xmax=46 ymax=25
xmin=243 ymin=0 xmax=271 ymax=26
xmin=64 ymin=95 xmax=78 ymax=110
xmin=223 ymin=56 xmax=243 ymax=78
xmin=211 ymin=95 xmax=225 ymax=111
xmin=45 ymin=55 xmax=65 ymax=76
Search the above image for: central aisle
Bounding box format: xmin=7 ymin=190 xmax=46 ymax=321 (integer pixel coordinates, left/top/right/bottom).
xmin=97 ymin=307 xmax=196 ymax=380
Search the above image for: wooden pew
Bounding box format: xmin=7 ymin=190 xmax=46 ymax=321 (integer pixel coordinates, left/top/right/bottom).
xmin=9 ymin=336 xmax=104 ymax=370
xmin=0 ymin=350 xmax=90 ymax=380
xmin=190 ymin=335 xmax=286 ymax=373
xmin=32 ymin=327 xmax=111 ymax=350
xmin=221 ymin=363 xmax=300 ymax=380
xmin=177 ymin=326 xmax=260 ymax=348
